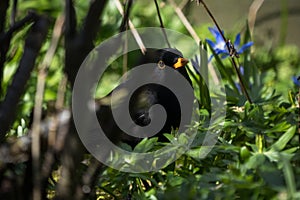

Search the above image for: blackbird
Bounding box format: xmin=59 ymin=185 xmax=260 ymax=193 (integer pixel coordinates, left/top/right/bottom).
xmin=96 ymin=48 xmax=193 ymax=147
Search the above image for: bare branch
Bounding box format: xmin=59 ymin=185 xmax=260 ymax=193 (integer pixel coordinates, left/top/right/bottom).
xmin=248 ymin=0 xmax=265 ymax=36
xmin=56 ymin=1 xmax=109 ymax=199
xmin=154 ymin=0 xmax=171 ymax=48
xmin=119 ymin=0 xmax=133 ymax=74
xmin=0 ymin=11 xmax=36 ymax=42
xmin=64 ymin=0 xmax=108 ymax=86
xmin=114 ymin=0 xmax=146 ymax=54
xmin=65 ymin=0 xmax=77 ymax=38
xmin=82 ymin=0 xmax=108 ymax=40
xmin=119 ymin=0 xmax=133 ymax=32
xmin=0 ymin=0 xmax=9 ymax=34
xmin=31 ymin=15 xmax=64 ymax=200
xmin=168 ymin=0 xmax=200 ymax=44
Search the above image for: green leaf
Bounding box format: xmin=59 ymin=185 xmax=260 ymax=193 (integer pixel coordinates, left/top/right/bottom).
xmin=265 ymin=121 xmax=291 ymax=134
xmin=282 ymin=157 xmax=297 ymax=198
xmin=282 ymin=146 xmax=299 ymax=154
xmin=163 ymin=133 xmax=175 ymax=142
xmin=270 ymin=126 xmax=296 ymax=151
xmin=134 ymin=137 xmax=158 ymax=153
xmin=245 ymin=153 xmax=266 ymax=169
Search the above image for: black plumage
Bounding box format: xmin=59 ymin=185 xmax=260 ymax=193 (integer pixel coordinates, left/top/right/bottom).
xmin=96 ymin=48 xmax=193 ymax=146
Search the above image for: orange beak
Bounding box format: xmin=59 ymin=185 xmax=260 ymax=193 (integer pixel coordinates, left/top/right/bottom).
xmin=173 ymin=57 xmax=189 ymax=69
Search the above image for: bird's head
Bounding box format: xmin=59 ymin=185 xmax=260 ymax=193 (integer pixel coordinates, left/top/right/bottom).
xmin=153 ymin=48 xmax=192 ymax=86
xmin=157 ymin=48 xmax=189 ymax=70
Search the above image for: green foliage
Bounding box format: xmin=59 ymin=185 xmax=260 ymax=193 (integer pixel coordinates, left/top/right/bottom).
xmin=92 ymin=9 xmax=300 ymax=198
xmin=2 ymin=0 xmax=300 ymax=199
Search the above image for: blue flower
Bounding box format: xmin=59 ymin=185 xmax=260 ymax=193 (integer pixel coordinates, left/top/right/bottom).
xmin=292 ymin=75 xmax=300 ymax=87
xmin=206 ymin=27 xmax=254 ymax=61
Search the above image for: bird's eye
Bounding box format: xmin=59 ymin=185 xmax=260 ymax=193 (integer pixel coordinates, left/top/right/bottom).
xmin=157 ymin=60 xmax=165 ymax=69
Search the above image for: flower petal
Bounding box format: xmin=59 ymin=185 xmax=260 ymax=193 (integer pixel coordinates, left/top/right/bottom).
xmin=216 ymin=34 xmax=225 ymax=44
xmin=234 ymin=33 xmax=241 ymax=47
xmin=208 ymin=27 xmax=219 ymax=38
xmin=206 ymin=39 xmax=217 ymax=50
xmin=238 ymin=41 xmax=254 ymax=54
xmin=215 ymin=49 xmax=228 ymax=55
xmin=292 ymin=76 xmax=300 ymax=86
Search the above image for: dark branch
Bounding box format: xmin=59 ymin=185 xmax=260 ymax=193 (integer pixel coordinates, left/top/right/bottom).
xmin=0 ymin=0 xmax=10 ymax=95
xmin=0 ymin=11 xmax=37 ymax=96
xmin=1 ymin=11 xmax=37 ymax=42
xmin=65 ymin=0 xmax=108 ymax=86
xmin=57 ymin=1 xmax=108 ymax=198
xmin=0 ymin=16 xmax=49 ymax=142
xmin=65 ymin=0 xmax=77 ymax=38
xmin=0 ymin=0 xmax=9 ymax=34
xmin=154 ymin=0 xmax=171 ymax=48
xmin=81 ymin=0 xmax=108 ymax=41
xmin=120 ymin=0 xmax=133 ymax=32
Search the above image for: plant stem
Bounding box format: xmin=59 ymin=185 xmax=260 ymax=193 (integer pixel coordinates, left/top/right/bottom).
xmin=199 ymin=0 xmax=253 ymax=104
xmin=154 ymin=0 xmax=171 ymax=48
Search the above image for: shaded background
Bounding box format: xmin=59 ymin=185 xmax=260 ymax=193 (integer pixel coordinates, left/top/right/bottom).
xmin=185 ymin=0 xmax=300 ymax=47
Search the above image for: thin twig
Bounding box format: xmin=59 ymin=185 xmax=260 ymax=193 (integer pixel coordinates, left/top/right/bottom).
xmin=120 ymin=0 xmax=132 ymax=75
xmin=198 ymin=0 xmax=253 ymax=104
xmin=114 ymin=0 xmax=146 ymax=54
xmin=168 ymin=0 xmax=220 ymax=85
xmin=123 ymin=30 xmax=129 ymax=74
xmin=31 ymin=15 xmax=63 ymax=200
xmin=168 ymin=0 xmax=200 ymax=44
xmin=120 ymin=0 xmax=132 ymax=32
xmin=248 ymin=0 xmax=265 ymax=36
xmin=41 ymin=76 xmax=68 ymax=199
xmin=154 ymin=0 xmax=171 ymax=48
xmin=48 ymin=74 xmax=68 ymax=148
